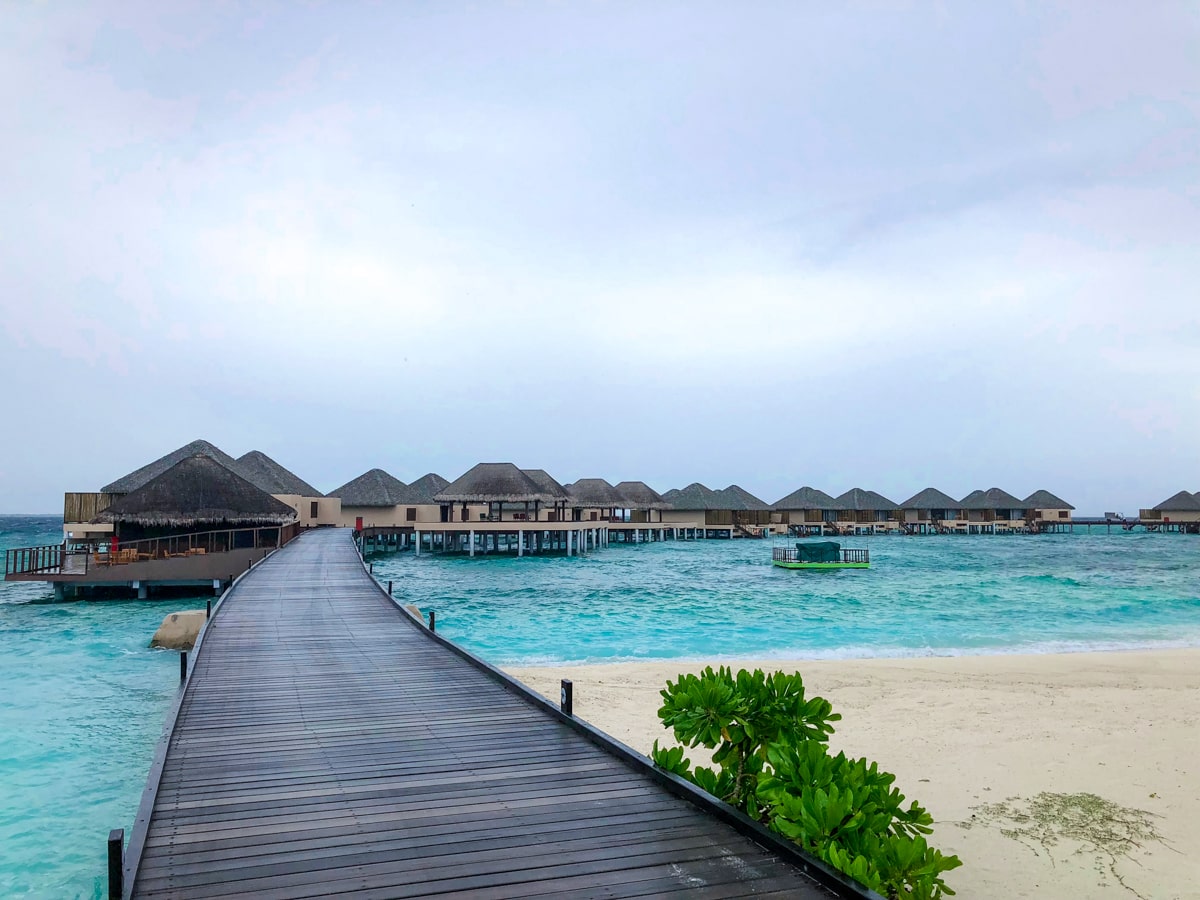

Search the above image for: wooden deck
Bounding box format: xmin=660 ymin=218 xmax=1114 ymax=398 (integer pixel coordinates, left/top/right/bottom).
xmin=125 ymin=528 xmax=861 ymax=899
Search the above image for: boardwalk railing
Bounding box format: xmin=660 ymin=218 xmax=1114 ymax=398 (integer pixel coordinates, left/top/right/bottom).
xmin=5 ymin=523 xmax=301 ymax=577
xmin=772 ymin=547 xmax=870 ymax=565
xmin=4 ymin=544 xmax=63 ymax=576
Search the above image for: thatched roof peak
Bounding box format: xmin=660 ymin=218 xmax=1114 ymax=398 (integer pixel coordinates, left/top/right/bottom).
xmin=836 ymin=488 xmax=899 ymax=511
xmin=406 ymin=473 xmax=449 ymax=504
xmin=662 ymin=483 xmax=719 ymax=510
xmin=521 ymin=469 xmax=570 ymax=500
xmin=1023 ymin=489 xmax=1075 ymax=510
xmin=566 ymin=478 xmax=626 ymax=507
xmin=101 ymin=439 xmax=238 ymax=494
xmin=328 ymin=469 xmax=409 ymax=507
xmin=94 ymin=455 xmax=296 ymax=527
xmin=716 ymin=485 xmax=771 ymax=511
xmin=234 ymin=451 xmax=322 ymax=497
xmin=898 ymin=487 xmax=962 ymax=510
xmin=613 ymin=481 xmax=669 ymax=510
xmin=436 ymin=463 xmax=560 ymax=504
xmin=960 ymin=487 xmax=1025 ymax=510
xmin=772 ymin=486 xmax=842 ymax=510
xmin=1153 ymin=490 xmax=1200 ymax=512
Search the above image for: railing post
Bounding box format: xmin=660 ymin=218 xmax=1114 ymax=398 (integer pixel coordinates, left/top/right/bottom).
xmin=387 ymin=581 xmax=393 ymax=595
xmin=560 ymin=679 xmax=574 ymax=716
xmin=429 ymin=610 xmax=436 ymax=632
xmin=107 ymin=828 xmax=124 ymax=899
xmin=180 ymin=651 xmax=188 ymax=682
xmin=206 ymin=599 xmax=211 ymax=619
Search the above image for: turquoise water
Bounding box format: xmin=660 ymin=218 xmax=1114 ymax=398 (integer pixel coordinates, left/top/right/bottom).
xmin=371 ymin=531 xmax=1200 ymax=665
xmin=2 ymin=518 xmax=1199 ymax=897
xmin=0 ymin=517 xmax=187 ymax=899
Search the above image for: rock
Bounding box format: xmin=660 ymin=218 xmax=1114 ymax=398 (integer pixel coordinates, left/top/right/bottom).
xmin=404 ymin=604 xmax=426 ymax=625
xmin=151 ymin=610 xmax=208 ymax=651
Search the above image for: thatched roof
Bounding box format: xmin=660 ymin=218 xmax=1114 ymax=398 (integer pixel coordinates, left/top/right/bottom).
xmin=836 ymin=488 xmax=899 ymax=511
xmin=233 ymin=451 xmax=322 ymax=497
xmin=898 ymin=487 xmax=962 ymax=510
xmin=405 ymin=473 xmax=449 ymax=504
xmin=960 ymin=487 xmax=1026 ymax=510
xmin=1153 ymin=490 xmax=1200 ymax=512
xmin=613 ymin=481 xmax=669 ymax=510
xmin=716 ymin=485 xmax=771 ymax=511
xmin=772 ymin=486 xmax=842 ymax=510
xmin=94 ymin=455 xmax=296 ymax=527
xmin=662 ymin=483 xmax=720 ymax=510
xmin=327 ymin=469 xmax=409 ymax=507
xmin=521 ymin=469 xmax=571 ymax=501
xmin=566 ymin=478 xmax=626 ymax=508
xmin=101 ymin=439 xmax=238 ymax=494
xmin=435 ymin=463 xmax=559 ymax=504
xmin=1023 ymin=489 xmax=1075 ymax=510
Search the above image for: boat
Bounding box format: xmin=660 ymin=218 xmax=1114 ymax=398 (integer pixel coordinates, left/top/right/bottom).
xmin=772 ymin=540 xmax=869 ymax=570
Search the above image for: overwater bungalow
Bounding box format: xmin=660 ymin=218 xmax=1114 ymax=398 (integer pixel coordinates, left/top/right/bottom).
xmin=435 ymin=463 xmax=567 ymax=523
xmin=565 ymin=478 xmax=626 ymax=522
xmin=715 ymin=485 xmax=773 ymax=535
xmin=424 ymin=463 xmax=607 ymax=555
xmin=897 ymin=488 xmax=964 ymax=535
xmin=660 ymin=483 xmax=755 ymax=537
xmin=833 ymin=488 xmax=901 ymax=534
xmin=613 ymin=481 xmax=669 ymax=523
xmin=403 ymin=472 xmax=451 ymax=523
xmin=328 ymin=468 xmax=411 ymax=529
xmin=959 ymin=488 xmax=1027 ymax=533
xmin=62 ymin=438 xmax=239 ymax=545
xmin=1140 ymin=490 xmax=1200 ymax=533
xmin=233 ymin=450 xmax=340 ymax=527
xmin=6 ymin=454 xmax=300 ymax=599
xmin=771 ymin=486 xmax=843 ymax=536
xmin=1023 ymin=490 xmax=1076 ymax=532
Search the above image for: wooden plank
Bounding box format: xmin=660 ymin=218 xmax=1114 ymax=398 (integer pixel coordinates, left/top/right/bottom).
xmin=127 ymin=529 xmax=848 ymax=899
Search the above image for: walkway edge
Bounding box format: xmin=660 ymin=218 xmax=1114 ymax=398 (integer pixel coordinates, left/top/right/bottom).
xmin=119 ymin=544 xmax=281 ymax=898
xmin=363 ymin=557 xmax=882 ymax=900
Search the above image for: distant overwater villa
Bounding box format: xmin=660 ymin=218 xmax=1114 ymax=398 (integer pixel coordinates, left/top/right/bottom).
xmin=5 ymin=438 xmax=1200 ymax=600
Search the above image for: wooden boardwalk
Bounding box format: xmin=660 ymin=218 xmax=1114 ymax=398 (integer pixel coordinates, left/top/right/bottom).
xmin=125 ymin=528 xmax=859 ymax=899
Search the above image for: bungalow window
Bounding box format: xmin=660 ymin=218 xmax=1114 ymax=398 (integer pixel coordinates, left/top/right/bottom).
xmin=310 ymin=501 xmax=319 ymax=518
xmin=1059 ymin=510 xmax=1069 ymax=519
xmin=406 ymin=508 xmax=416 ymax=522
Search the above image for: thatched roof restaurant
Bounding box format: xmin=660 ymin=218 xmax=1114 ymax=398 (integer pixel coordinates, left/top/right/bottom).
xmin=101 ymin=439 xmax=239 ymax=495
xmin=234 ymin=450 xmax=322 ymax=497
xmin=328 ymin=469 xmax=410 ymax=507
xmin=94 ymin=455 xmax=296 ymax=533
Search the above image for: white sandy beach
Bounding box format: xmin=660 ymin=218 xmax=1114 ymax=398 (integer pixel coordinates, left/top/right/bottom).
xmin=507 ymin=649 xmax=1200 ymax=900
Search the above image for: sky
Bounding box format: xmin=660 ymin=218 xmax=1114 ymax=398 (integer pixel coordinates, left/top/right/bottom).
xmin=1 ymin=2 xmax=1198 ymax=515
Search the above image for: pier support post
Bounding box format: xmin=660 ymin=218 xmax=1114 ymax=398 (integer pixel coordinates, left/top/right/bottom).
xmin=107 ymin=828 xmax=124 ymax=900
xmin=518 ymin=531 xmax=524 ymax=557
xmin=560 ymin=679 xmax=573 ymax=717
xmin=415 ymin=532 xmax=421 ymax=556
xmin=469 ymin=530 xmax=475 ymax=557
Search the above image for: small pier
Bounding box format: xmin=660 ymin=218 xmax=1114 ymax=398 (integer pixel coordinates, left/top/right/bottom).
xmin=115 ymin=529 xmax=863 ymax=899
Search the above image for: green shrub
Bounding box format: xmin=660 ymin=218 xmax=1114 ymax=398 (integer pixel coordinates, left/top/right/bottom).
xmin=652 ymin=666 xmax=961 ymax=899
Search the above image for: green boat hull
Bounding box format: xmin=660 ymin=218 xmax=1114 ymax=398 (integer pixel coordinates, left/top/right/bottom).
xmin=772 ymin=560 xmax=870 ymax=570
